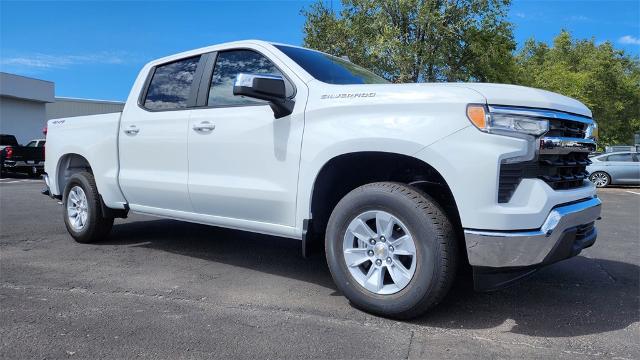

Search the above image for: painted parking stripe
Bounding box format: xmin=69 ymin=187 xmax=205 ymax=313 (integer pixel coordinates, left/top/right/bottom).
xmin=625 ymin=190 xmax=640 ymax=196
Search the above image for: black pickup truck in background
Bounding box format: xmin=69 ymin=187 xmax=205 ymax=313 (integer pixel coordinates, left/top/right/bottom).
xmin=0 ymin=134 xmax=46 ymax=177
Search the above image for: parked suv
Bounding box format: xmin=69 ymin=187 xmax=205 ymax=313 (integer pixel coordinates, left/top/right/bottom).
xmin=42 ymin=41 xmax=601 ymax=318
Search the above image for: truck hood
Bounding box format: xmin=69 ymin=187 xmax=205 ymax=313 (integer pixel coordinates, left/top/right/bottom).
xmin=311 ymin=81 xmax=592 ymax=118
xmin=453 ymin=83 xmax=592 ymax=118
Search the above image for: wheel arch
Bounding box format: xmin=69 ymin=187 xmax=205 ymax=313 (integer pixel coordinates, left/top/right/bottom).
xmin=305 ymin=151 xmax=462 ymax=254
xmin=56 ymin=153 xmax=93 ymax=195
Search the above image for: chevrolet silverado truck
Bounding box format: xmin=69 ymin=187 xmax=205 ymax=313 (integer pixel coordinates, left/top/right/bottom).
xmin=43 ymin=40 xmax=601 ymax=319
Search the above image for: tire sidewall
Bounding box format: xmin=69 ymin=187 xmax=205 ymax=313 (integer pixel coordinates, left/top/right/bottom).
xmin=326 ymin=186 xmax=445 ymax=316
xmin=63 ymin=173 xmax=101 ymax=242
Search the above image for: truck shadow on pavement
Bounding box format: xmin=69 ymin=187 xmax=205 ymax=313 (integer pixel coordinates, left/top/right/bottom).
xmin=0 ymin=171 xmax=34 ymax=179
xmin=419 ymin=256 xmax=639 ymax=337
xmin=106 ymin=218 xmax=337 ymax=290
xmin=105 ymin=219 xmax=639 ymax=338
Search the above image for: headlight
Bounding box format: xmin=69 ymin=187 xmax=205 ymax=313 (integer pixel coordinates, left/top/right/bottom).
xmin=466 ymin=104 xmax=549 ymax=137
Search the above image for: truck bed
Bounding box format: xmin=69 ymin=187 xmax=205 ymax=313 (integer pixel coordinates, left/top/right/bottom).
xmin=44 ymin=112 xmax=127 ymax=208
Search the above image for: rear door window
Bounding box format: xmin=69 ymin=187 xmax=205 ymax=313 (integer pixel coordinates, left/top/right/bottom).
xmin=144 ymin=56 xmax=201 ymax=110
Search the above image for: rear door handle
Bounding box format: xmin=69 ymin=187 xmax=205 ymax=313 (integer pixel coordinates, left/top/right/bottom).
xmin=193 ymin=121 xmax=215 ymax=132
xmin=124 ymin=125 xmax=139 ymax=135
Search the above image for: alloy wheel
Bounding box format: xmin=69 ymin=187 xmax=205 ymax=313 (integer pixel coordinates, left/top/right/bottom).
xmin=67 ymin=186 xmax=89 ymax=231
xmin=590 ymin=172 xmax=609 ymax=187
xmin=342 ymin=210 xmax=417 ymax=295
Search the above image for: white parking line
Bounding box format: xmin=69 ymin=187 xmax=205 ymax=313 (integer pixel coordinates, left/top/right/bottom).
xmin=625 ymin=190 xmax=640 ymax=196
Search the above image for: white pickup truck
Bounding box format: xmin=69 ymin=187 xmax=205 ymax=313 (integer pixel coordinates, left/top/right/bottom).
xmin=43 ymin=40 xmax=601 ymax=318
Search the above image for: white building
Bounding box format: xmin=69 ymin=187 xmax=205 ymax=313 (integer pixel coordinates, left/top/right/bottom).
xmin=46 ymin=97 xmax=124 ymax=121
xmin=0 ymin=72 xmax=124 ymax=144
xmin=0 ymin=72 xmax=54 ymax=144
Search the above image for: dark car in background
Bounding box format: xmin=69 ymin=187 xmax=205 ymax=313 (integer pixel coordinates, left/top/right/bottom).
xmin=0 ymin=134 xmax=46 ymax=177
xmin=0 ymin=134 xmax=19 ymax=150
xmin=587 ymin=152 xmax=640 ymax=187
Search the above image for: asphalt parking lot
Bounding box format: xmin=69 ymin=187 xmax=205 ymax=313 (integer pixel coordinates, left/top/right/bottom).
xmin=1 ymin=178 xmax=638 ymax=359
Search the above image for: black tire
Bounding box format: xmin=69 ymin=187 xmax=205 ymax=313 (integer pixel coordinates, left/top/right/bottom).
xmin=62 ymin=171 xmax=114 ymax=243
xmin=325 ymin=182 xmax=458 ymax=319
xmin=589 ymin=171 xmax=611 ymax=188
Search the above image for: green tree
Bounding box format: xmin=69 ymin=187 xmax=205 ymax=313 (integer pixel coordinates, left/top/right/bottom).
xmin=515 ymin=31 xmax=640 ymax=146
xmin=302 ymin=0 xmax=516 ymax=83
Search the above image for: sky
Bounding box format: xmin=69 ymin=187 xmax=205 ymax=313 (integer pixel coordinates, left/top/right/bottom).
xmin=1 ymin=0 xmax=638 ymax=101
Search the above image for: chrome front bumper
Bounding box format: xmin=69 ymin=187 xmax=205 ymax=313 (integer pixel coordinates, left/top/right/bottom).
xmin=464 ymin=197 xmax=602 ymax=268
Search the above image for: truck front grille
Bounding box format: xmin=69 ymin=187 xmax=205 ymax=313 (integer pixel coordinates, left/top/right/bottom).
xmin=495 ymin=107 xmax=596 ymax=203
xmin=498 ymin=152 xmax=592 ymax=202
xmin=537 ymin=152 xmax=591 ymax=190
xmin=546 ymin=118 xmax=588 ymax=138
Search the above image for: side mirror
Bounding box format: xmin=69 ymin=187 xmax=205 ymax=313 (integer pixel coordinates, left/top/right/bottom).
xmin=233 ymin=73 xmax=294 ymax=118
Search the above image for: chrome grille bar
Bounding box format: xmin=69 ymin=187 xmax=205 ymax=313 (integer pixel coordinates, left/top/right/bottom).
xmin=539 ymin=137 xmax=597 ymax=155
xmin=488 ymin=105 xmax=593 ymax=125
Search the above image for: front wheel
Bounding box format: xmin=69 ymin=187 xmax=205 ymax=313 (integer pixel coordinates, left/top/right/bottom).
xmin=63 ymin=171 xmax=114 ymax=243
xmin=325 ymin=182 xmax=458 ymax=319
xmin=589 ymin=171 xmax=610 ymax=188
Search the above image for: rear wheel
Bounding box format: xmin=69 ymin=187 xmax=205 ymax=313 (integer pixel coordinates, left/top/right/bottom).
xmin=63 ymin=172 xmax=113 ymax=243
xmin=325 ymin=182 xmax=458 ymax=319
xmin=589 ymin=171 xmax=610 ymax=188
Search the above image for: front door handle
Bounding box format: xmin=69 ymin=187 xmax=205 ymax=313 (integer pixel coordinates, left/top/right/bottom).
xmin=193 ymin=121 xmax=215 ymax=132
xmin=124 ymin=125 xmax=139 ymax=135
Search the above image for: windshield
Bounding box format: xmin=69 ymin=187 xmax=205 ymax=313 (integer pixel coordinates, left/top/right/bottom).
xmin=275 ymin=45 xmax=389 ymax=85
